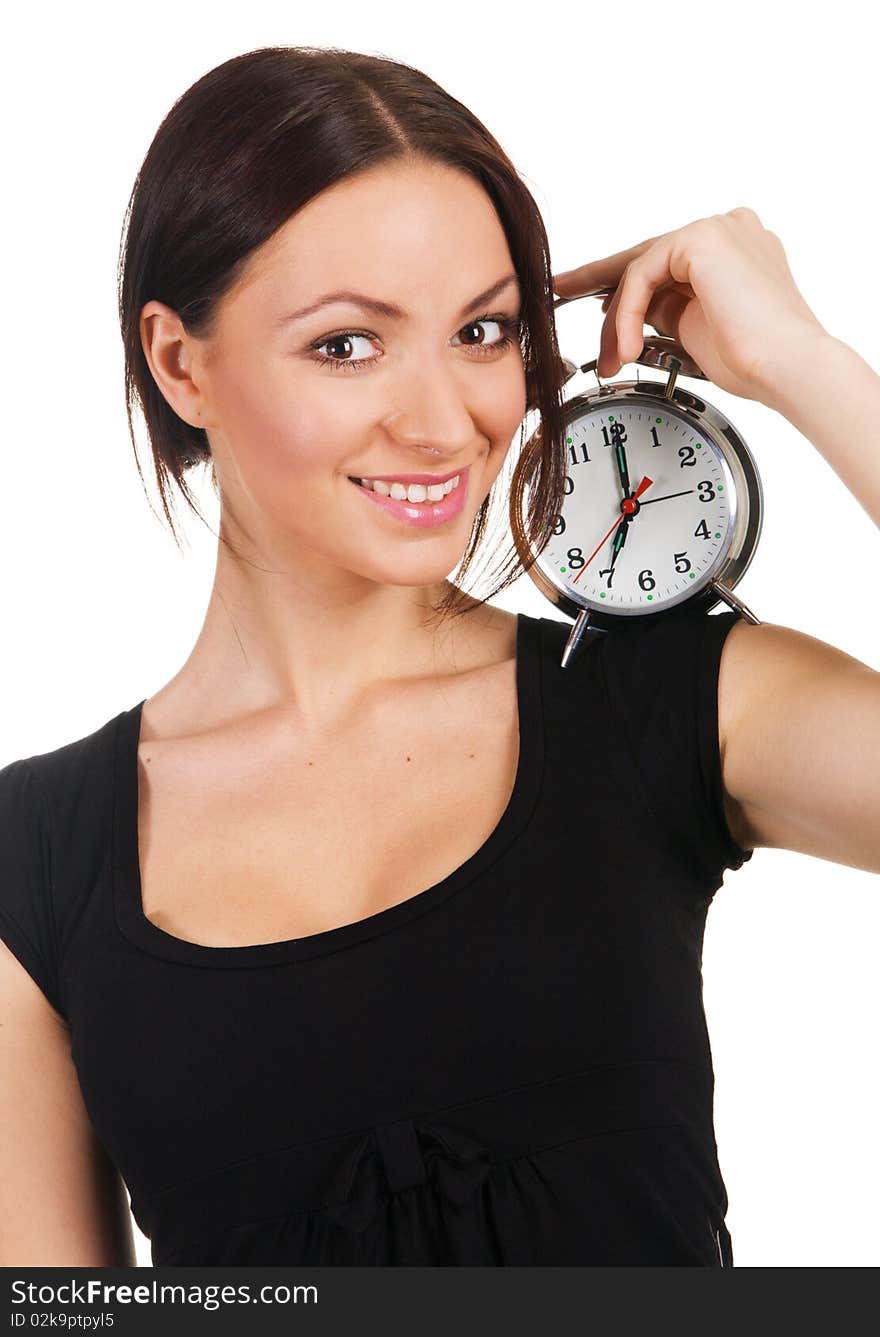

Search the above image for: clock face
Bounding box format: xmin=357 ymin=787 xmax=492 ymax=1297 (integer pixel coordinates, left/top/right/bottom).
xmin=533 ymin=397 xmax=737 ymax=616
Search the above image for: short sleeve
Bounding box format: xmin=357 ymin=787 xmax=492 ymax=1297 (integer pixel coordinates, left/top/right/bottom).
xmin=596 ymin=608 xmax=755 ymax=884
xmin=0 ymin=756 xmax=66 ymax=1018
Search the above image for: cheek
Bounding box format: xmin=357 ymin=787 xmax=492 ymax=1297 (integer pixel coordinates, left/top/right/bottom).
xmin=212 ymin=366 xmax=357 ymax=494
xmin=495 ymin=351 xmax=528 ymax=418
xmin=483 ymin=359 xmax=529 ymax=449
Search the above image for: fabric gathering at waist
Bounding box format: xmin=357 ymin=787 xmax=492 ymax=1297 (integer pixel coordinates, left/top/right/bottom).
xmin=135 ymin=1058 xmax=718 ymax=1262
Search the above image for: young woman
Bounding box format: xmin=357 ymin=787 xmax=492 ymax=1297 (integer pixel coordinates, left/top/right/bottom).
xmin=0 ymin=46 xmax=876 ymax=1268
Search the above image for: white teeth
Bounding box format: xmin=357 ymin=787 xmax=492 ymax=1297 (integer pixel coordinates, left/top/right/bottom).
xmin=358 ymin=475 xmax=460 ymax=503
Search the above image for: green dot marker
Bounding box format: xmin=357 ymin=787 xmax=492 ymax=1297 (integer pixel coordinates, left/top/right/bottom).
xmin=566 ymin=436 xmax=572 ymax=444
xmin=647 ymin=594 xmax=653 ymax=601
xmin=696 ymin=443 xmax=702 ymax=449
xmin=715 ymin=532 xmax=720 ymax=538
xmin=655 ymin=417 xmax=661 ymax=423
xmin=600 ymin=592 xmax=606 ymax=598
xmin=689 ymin=572 xmax=695 ymax=579
xmin=718 ymin=485 xmax=724 ymax=491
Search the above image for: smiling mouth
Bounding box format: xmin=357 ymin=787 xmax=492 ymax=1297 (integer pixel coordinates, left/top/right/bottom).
xmin=348 ymin=473 xmax=464 ymax=502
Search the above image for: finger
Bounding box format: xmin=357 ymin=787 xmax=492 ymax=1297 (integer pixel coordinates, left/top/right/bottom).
xmin=554 ymin=287 xmax=615 ymax=308
xmin=612 ymin=236 xmax=697 ymax=364
xmin=644 ymin=288 xmax=690 ymax=340
xmin=602 ymin=280 xmax=691 ymax=312
xmin=597 ymin=279 xmax=629 ymax=375
xmin=598 ymin=277 xmax=690 ymax=375
xmin=552 ymin=233 xmax=663 ymax=297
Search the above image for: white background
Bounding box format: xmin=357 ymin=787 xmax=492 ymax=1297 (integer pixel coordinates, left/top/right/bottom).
xmin=2 ymin=0 xmax=877 ymax=1267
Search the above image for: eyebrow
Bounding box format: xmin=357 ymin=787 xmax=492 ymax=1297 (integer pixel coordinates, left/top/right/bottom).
xmin=276 ymin=274 xmax=521 ymax=328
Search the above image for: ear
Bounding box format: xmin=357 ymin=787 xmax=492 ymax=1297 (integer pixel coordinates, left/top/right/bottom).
xmin=139 ymin=301 xmax=207 ymax=428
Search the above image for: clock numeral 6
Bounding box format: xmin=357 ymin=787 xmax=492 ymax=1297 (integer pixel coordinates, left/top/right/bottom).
xmin=638 ymin=569 xmax=656 ymax=591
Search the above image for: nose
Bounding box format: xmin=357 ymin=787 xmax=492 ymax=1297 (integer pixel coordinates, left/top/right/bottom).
xmin=381 ymin=363 xmax=478 ymax=459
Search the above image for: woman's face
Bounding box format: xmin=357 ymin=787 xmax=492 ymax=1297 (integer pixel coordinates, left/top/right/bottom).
xmin=186 ymin=159 xmax=528 ymax=589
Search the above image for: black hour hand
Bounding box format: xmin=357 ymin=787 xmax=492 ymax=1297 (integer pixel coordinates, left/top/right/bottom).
xmin=599 ymin=516 xmax=631 ymax=587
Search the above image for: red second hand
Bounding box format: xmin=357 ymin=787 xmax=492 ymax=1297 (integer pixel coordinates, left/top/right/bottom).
xmin=572 ymin=475 xmax=654 ymax=583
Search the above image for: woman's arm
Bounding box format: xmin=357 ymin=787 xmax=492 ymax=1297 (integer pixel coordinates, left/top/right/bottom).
xmin=718 ymin=618 xmax=880 ymax=873
xmin=759 ymin=331 xmax=880 ymax=529
xmin=0 ymin=938 xmax=137 ymax=1266
xmin=717 ymin=334 xmax=880 ymax=874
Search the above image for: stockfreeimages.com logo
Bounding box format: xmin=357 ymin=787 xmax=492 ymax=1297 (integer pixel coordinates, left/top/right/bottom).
xmin=10 ymin=1278 xmax=316 ymax=1312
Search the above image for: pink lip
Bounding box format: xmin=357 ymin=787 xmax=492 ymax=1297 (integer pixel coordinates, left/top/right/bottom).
xmin=349 ymin=465 xmax=470 ymax=528
xmin=347 ymin=467 xmax=465 ymax=486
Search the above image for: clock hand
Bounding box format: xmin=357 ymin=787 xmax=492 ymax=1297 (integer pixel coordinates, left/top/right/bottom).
xmin=600 ymin=514 xmax=632 ymax=588
xmin=638 ymin=489 xmax=694 ymax=505
xmin=573 ymin=475 xmax=654 ymax=583
xmin=615 ymin=441 xmax=631 ymax=500
xmin=607 ymin=514 xmax=631 ymax=572
xmin=602 ymin=479 xmax=688 ymax=587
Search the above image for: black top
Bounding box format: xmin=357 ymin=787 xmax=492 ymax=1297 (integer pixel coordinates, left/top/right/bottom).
xmin=0 ymin=608 xmax=753 ymax=1266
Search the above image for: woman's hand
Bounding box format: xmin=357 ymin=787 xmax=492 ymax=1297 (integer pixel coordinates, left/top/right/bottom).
xmin=551 ymin=207 xmax=831 ymax=407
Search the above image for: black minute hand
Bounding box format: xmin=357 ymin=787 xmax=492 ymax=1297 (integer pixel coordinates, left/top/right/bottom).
xmin=615 ymin=442 xmax=631 ymax=499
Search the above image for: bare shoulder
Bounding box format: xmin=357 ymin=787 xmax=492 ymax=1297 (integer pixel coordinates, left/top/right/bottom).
xmin=431 ymin=602 xmax=519 ymax=678
xmin=717 ymin=617 xmax=879 ymax=857
xmin=717 ymin=617 xmax=876 ymax=749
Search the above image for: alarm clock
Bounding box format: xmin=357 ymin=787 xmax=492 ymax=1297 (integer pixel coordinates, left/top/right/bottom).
xmin=513 ymin=290 xmax=764 ymax=668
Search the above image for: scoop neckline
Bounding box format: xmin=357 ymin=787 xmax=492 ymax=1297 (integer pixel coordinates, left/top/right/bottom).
xmin=112 ymin=611 xmax=545 ymax=967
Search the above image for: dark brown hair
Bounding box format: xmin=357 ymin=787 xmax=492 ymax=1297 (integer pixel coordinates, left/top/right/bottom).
xmin=117 ymin=45 xmax=568 ymax=625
